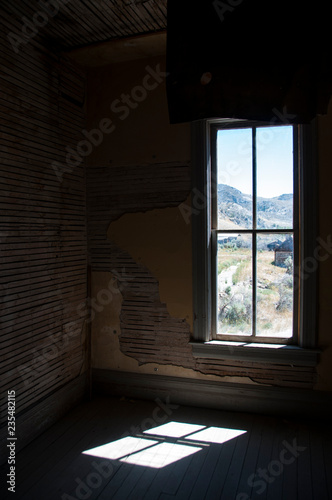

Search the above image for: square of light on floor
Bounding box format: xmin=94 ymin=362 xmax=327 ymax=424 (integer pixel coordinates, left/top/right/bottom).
xmin=185 ymin=427 xmax=247 ymax=444
xmin=82 ymin=436 xmax=158 ymax=460
xmin=143 ymin=421 xmax=206 ymax=438
xmin=120 ymin=442 xmax=202 ymax=468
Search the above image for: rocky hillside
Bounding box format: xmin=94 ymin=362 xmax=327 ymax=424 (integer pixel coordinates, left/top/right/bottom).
xmin=218 ymin=184 xmax=293 ymax=229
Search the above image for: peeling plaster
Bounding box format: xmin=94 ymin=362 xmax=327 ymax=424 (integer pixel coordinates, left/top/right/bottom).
xmin=90 ymin=213 xmax=307 ymax=388
xmin=91 ymin=271 xmax=258 ymax=384
xmin=87 ymin=211 xmax=258 ymax=385
xmin=83 ymin=52 xmax=328 ymax=390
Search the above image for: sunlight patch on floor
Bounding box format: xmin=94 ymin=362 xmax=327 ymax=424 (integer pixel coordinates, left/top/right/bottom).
xmin=82 ymin=422 xmax=247 ymax=468
xmin=82 ymin=436 xmax=158 ymax=460
xmin=143 ymin=421 xmax=205 ymax=438
xmin=185 ymin=426 xmax=247 ymax=444
xmin=121 ymin=442 xmax=203 ymax=468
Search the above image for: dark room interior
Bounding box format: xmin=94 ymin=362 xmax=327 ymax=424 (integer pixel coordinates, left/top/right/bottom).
xmin=1 ymin=1 xmax=332 ymax=498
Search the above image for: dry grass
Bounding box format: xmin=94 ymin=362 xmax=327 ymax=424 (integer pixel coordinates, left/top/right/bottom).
xmin=218 ymin=247 xmax=293 ymax=337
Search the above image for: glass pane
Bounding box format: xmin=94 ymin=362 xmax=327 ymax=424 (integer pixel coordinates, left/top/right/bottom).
xmin=256 ymin=233 xmax=293 ymax=337
xmin=256 ymin=126 xmax=294 ymax=230
xmin=217 ymin=128 xmax=252 ymax=230
xmin=217 ymin=233 xmax=252 ymax=335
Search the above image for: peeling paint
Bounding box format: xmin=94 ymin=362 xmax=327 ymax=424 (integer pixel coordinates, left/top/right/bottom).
xmin=85 ymin=53 xmax=324 ymax=390
xmin=90 ymin=271 xmax=259 ymax=384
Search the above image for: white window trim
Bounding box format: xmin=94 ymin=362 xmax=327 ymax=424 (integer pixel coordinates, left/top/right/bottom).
xmin=191 ymin=119 xmax=319 ymax=365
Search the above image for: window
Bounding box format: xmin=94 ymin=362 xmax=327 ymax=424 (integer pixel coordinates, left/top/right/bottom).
xmin=212 ymin=122 xmax=297 ymax=343
xmin=191 ymin=119 xmax=318 ymax=364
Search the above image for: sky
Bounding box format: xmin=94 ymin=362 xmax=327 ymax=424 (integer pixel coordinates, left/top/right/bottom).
xmin=217 ymin=125 xmax=294 ymax=199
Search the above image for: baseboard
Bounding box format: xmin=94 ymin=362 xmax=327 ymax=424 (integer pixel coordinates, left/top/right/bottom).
xmin=0 ymin=373 xmax=88 ymax=466
xmin=92 ymin=369 xmax=332 ymax=419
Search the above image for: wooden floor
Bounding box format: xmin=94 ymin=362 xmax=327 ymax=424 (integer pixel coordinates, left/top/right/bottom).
xmin=1 ymin=395 xmax=331 ymax=499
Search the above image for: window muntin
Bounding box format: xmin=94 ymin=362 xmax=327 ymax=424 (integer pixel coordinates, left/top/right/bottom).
xmin=211 ymin=123 xmax=298 ymax=343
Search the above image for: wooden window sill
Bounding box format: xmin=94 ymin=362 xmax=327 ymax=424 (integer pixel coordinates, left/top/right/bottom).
xmin=190 ymin=340 xmax=320 ymax=366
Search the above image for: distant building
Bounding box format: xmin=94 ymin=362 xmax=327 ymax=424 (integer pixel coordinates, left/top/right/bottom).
xmin=274 ymin=238 xmax=293 ymax=267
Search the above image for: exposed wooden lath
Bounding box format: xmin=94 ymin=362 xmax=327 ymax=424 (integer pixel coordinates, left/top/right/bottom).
xmin=0 ymin=6 xmax=88 ymax=426
xmin=86 ymin=162 xmax=317 ymax=389
xmin=2 ymin=0 xmax=167 ymax=52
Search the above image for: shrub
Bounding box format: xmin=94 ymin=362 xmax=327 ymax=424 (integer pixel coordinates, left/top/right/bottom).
xmin=285 ymin=256 xmax=293 ymax=275
xmin=219 ymin=288 xmax=252 ymax=325
xmin=226 ymin=302 xmax=248 ymax=324
xmin=276 ymin=280 xmax=293 ymax=312
xmin=224 ymin=241 xmax=237 ymax=251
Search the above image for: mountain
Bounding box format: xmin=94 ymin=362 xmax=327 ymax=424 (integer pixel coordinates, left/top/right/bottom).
xmin=218 ymin=184 xmax=293 ymax=229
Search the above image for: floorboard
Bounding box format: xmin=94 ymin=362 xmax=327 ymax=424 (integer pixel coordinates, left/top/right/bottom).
xmin=297 ymin=422 xmax=313 ymax=500
xmin=310 ymin=427 xmax=330 ymax=500
xmin=1 ymin=396 xmax=331 ymax=500
xmin=235 ymin=415 xmax=268 ymax=500
xmin=323 ymin=427 xmax=332 ymax=500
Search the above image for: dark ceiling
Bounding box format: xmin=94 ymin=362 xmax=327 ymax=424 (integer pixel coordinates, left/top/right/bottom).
xmin=3 ymin=0 xmax=167 ymax=52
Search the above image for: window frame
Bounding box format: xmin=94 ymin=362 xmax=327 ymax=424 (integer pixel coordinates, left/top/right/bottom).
xmin=191 ymin=118 xmax=319 ymax=365
xmin=210 ymin=121 xmax=298 ymax=344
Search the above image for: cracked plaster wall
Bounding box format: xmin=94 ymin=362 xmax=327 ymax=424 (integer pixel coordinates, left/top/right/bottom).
xmin=86 ymin=54 xmax=332 ymax=391
xmin=86 ymin=55 xmax=256 ymax=384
